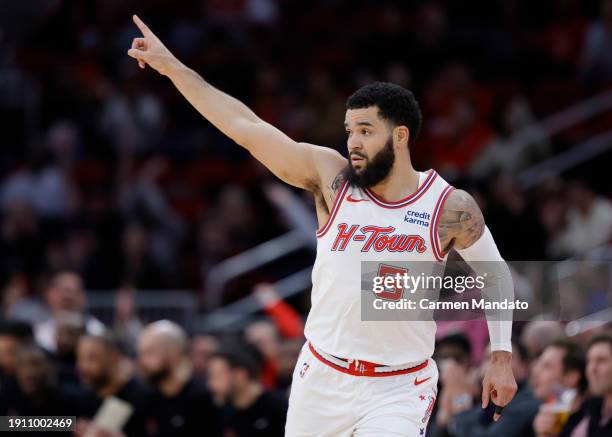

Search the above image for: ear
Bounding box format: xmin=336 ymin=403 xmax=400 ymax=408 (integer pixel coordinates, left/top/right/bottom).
xmin=393 ymin=126 xmax=410 ymax=149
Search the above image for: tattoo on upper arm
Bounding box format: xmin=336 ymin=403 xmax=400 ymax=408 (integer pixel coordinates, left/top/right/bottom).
xmin=329 ymin=171 xmax=346 ymax=205
xmin=437 ymin=189 xmax=485 ymax=251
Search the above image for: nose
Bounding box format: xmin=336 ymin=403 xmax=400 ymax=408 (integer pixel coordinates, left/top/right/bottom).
xmin=347 ymin=136 xmax=363 ymax=154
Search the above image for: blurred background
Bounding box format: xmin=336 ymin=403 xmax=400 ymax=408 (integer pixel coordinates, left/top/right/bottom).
xmin=0 ymin=0 xmax=611 ymax=436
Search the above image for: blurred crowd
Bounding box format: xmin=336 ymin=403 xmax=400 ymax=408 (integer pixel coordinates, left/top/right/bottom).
xmin=0 ymin=0 xmax=611 ymax=299
xmin=0 ymin=271 xmax=298 ymax=436
xmin=428 ymin=324 xmax=612 ymax=437
xmin=0 ymin=270 xmax=611 ymax=436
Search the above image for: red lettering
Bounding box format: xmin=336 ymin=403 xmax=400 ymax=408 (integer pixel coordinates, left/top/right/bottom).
xmin=404 ymin=236 xmax=426 ymax=253
xmin=330 ymin=224 xmax=427 ymax=253
xmin=331 ymin=223 xmax=358 ymax=251
xmin=361 ymin=225 xmax=395 ymax=251
xmin=387 ymin=234 xmax=406 ymax=252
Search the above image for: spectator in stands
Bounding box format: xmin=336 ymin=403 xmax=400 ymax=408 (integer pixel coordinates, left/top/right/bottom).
xmin=549 ymin=180 xmax=612 ymax=258
xmin=246 ymin=319 xmax=282 ymax=389
xmin=0 ymin=320 xmax=33 ymax=381
xmin=1 ymin=273 xmax=47 ymax=322
xmin=470 ymin=96 xmax=547 ymax=178
xmin=246 ymin=285 xmax=305 ymax=390
xmin=207 ymin=343 xmax=288 ymax=437
xmin=542 ymin=332 xmax=612 ymax=437
xmin=253 ymin=284 xmax=305 ymax=340
xmin=137 ymin=320 xmax=222 ymax=436
xmin=430 ymin=333 xmax=479 ymax=436
xmin=486 ymin=172 xmax=548 ymax=260
xmin=34 ymin=271 xmax=105 ymax=353
xmin=581 ymin=0 xmax=612 ymax=85
xmin=451 ymin=340 xmax=540 ymax=437
xmin=435 ymin=333 xmax=472 ymax=366
xmin=0 ymin=200 xmax=44 ymax=281
xmin=521 ymin=321 xmax=566 ymax=359
xmin=0 ymin=343 xmax=99 ymax=431
xmin=111 ymin=285 xmax=143 ymax=356
xmin=276 ymin=338 xmax=305 ymax=392
xmin=119 ymin=222 xmax=169 ymax=289
xmin=531 ymin=340 xmax=587 ymax=436
xmin=77 ymin=333 xmax=151 ymax=437
xmin=190 ymin=333 xmax=219 ymax=381
xmin=53 ymin=311 xmax=86 ymax=386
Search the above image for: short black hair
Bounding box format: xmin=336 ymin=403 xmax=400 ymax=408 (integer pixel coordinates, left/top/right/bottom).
xmin=550 ymin=339 xmax=587 ymax=393
xmin=346 ymin=82 xmax=422 ymax=146
xmin=0 ymin=321 xmax=33 ymax=340
xmin=587 ymin=332 xmax=612 ymax=353
xmin=212 ymin=343 xmax=264 ymax=380
xmin=436 ymin=333 xmax=472 ymax=364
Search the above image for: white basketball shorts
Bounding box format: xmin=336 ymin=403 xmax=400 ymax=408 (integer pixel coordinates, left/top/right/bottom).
xmin=285 ymin=342 xmax=439 ymax=436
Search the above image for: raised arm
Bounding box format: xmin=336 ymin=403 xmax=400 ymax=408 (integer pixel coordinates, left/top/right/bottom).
xmin=127 ymin=15 xmax=345 ymax=192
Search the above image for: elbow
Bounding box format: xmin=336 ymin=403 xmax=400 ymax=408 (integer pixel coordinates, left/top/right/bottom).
xmin=233 ymin=135 xmax=250 ymax=150
xmin=231 ymin=120 xmax=261 ymax=150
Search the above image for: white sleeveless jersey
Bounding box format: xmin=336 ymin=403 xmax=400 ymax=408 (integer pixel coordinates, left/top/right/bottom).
xmin=304 ymin=169 xmax=455 ymax=366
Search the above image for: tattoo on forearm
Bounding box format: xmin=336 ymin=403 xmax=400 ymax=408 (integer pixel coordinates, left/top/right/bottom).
xmin=438 ymin=189 xmax=485 ymax=251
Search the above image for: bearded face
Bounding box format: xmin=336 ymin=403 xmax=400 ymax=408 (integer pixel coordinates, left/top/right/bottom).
xmin=77 ymin=338 xmax=112 ymax=391
xmin=138 ymin=334 xmax=174 ymax=386
xmin=143 ymin=363 xmax=172 ymax=385
xmin=344 ymin=134 xmax=395 ymax=189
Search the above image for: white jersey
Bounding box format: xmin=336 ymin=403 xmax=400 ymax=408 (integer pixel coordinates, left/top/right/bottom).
xmin=304 ymin=169 xmax=454 ymax=366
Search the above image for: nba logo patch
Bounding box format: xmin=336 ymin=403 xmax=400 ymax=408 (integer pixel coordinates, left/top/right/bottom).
xmin=300 ymin=362 xmax=310 ymax=378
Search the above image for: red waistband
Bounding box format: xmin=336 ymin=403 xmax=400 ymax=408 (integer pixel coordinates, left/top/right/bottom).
xmin=308 ymin=342 xmax=428 ymax=377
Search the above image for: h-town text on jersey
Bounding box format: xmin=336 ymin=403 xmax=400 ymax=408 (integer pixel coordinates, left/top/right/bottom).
xmin=331 ymin=223 xmax=427 ymax=253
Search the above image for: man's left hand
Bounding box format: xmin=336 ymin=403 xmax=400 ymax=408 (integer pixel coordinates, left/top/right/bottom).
xmin=482 ymin=350 xmax=517 ymax=421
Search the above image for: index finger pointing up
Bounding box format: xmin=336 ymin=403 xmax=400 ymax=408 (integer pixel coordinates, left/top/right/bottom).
xmin=133 ymin=14 xmax=153 ymax=37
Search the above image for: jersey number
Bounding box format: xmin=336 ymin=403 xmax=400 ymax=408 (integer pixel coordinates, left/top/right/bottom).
xmin=375 ymin=264 xmax=408 ymax=301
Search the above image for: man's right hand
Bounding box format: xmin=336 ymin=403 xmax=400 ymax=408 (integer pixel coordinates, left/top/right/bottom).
xmin=125 ymin=13 xmax=346 ymax=202
xmin=533 ymin=403 xmax=559 ymax=437
xmin=127 ymin=15 xmax=179 ymax=76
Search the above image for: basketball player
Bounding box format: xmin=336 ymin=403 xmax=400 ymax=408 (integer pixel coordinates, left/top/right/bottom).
xmin=127 ymin=14 xmax=517 ymax=436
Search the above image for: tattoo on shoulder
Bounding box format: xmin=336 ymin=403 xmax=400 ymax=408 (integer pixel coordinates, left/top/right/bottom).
xmin=437 ymin=189 xmax=485 ymax=250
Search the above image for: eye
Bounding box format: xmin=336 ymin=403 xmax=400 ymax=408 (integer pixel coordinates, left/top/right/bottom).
xmin=362 ymin=129 xmax=370 ymax=136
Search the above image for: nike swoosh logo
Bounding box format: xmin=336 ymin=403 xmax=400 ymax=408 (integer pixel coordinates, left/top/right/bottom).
xmin=414 ymin=377 xmax=431 ymax=386
xmin=346 ymin=195 xmax=369 ymax=203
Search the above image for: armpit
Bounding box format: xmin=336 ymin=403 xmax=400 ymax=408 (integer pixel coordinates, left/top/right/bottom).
xmin=437 ymin=189 xmax=485 ymax=252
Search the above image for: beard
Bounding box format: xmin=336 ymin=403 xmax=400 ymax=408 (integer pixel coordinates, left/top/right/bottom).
xmin=85 ymin=372 xmax=111 ymax=391
xmin=144 ymin=365 xmax=171 ymax=385
xmin=343 ymin=136 xmax=395 ymax=189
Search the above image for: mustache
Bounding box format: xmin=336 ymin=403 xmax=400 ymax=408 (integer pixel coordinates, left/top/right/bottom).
xmin=350 ymin=152 xmax=367 ymax=159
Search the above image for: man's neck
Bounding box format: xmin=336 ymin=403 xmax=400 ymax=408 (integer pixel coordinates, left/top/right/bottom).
xmin=232 ymin=382 xmax=263 ymax=409
xmin=158 ymin=360 xmax=191 ymax=397
xmin=368 ymin=162 xmax=420 ymax=202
